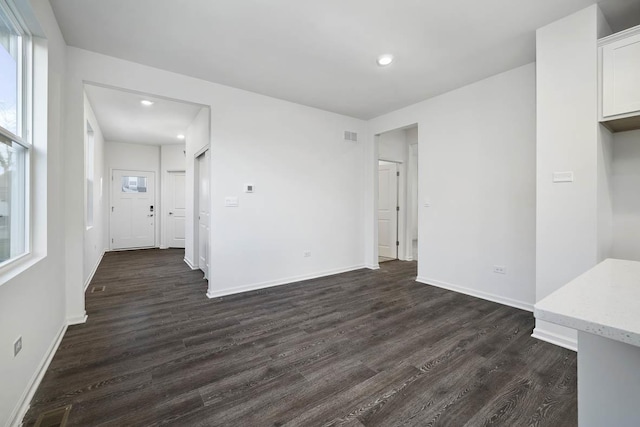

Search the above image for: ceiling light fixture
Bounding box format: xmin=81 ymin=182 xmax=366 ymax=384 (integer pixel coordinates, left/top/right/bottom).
xmin=377 ymin=54 xmax=394 ymax=67
xmin=140 ymin=100 xmax=154 ymax=106
xmin=177 ymin=134 xmax=185 ymax=140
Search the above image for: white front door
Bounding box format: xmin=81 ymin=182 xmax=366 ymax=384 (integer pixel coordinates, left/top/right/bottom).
xmin=111 ymin=170 xmax=155 ymax=249
xmin=378 ymin=162 xmax=398 ymax=259
xmin=166 ymin=171 xmax=186 ymax=248
xmin=197 ymin=151 xmax=210 ymax=279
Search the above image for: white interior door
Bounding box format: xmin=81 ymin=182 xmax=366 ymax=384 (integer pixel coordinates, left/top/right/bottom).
xmin=111 ymin=170 xmax=155 ymax=249
xmin=378 ymin=162 xmax=398 ymax=259
xmin=197 ymin=151 xmax=210 ymax=279
xmin=166 ymin=171 xmax=186 ymax=248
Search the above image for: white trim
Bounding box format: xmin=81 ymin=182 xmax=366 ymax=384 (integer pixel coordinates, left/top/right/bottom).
xmin=159 ymin=245 xmax=169 ymax=250
xmin=8 ymin=322 xmax=68 ymax=427
xmin=67 ymin=313 xmax=88 ymax=325
xmin=206 ymin=264 xmax=365 ymax=299
xmin=598 ymin=23 xmax=640 ymax=46
xmin=415 ymin=276 xmax=534 ymax=312
xmin=183 ymin=257 xmax=197 ymax=270
xmin=532 ymin=327 xmax=578 ymax=352
xmin=83 ymin=249 xmax=105 ymax=292
xmin=366 ymin=264 xmax=380 ymax=270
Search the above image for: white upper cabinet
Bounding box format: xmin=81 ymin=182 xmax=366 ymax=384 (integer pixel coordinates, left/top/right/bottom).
xmin=600 ymin=25 xmax=640 ymax=120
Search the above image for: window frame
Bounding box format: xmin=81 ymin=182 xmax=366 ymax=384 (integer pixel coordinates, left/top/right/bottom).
xmin=0 ymin=0 xmax=32 ymax=269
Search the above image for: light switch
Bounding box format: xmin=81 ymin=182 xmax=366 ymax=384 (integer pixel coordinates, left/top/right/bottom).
xmin=225 ymin=197 xmax=239 ymax=207
xmin=553 ymin=171 xmax=574 ymax=183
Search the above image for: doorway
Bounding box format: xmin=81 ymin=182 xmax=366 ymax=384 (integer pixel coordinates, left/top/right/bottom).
xmin=165 ymin=171 xmax=186 ymax=248
xmin=110 ymin=169 xmax=156 ymax=249
xmin=195 ymin=150 xmax=210 ymax=279
xmin=375 ymin=125 xmax=419 ymax=265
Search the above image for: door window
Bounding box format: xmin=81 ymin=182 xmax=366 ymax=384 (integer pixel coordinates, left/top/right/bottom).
xmin=121 ymin=176 xmax=147 ymax=193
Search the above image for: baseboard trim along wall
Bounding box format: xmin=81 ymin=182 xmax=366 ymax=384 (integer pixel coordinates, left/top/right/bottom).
xmin=416 ymin=276 xmax=534 ymax=312
xmin=67 ymin=313 xmax=88 ymax=325
xmin=9 ymin=322 xmax=68 ymax=427
xmin=206 ymin=264 xmax=366 ymax=299
xmin=83 ymin=249 xmax=106 ymax=292
xmin=183 ymin=257 xmax=198 ymax=270
xmin=531 ymin=327 xmax=578 ymax=352
xmin=366 ymin=264 xmax=380 ymax=270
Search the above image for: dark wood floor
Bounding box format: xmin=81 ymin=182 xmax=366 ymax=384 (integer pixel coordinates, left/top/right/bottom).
xmin=23 ymin=249 xmax=577 ymax=426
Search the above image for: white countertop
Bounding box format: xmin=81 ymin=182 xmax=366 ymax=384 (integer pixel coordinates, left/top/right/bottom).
xmin=534 ymin=258 xmax=640 ymax=347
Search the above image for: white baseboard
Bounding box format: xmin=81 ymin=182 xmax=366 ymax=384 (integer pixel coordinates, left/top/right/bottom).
xmin=83 ymin=249 xmax=106 ymax=292
xmin=206 ymin=264 xmax=366 ymax=299
xmin=159 ymin=245 xmax=168 ymax=250
xmin=415 ymin=276 xmax=534 ymax=312
xmin=183 ymin=257 xmax=197 ymax=270
xmin=532 ymin=327 xmax=578 ymax=352
xmin=366 ymin=264 xmax=380 ymax=270
xmin=8 ymin=322 xmax=68 ymax=427
xmin=67 ymin=313 xmax=88 ymax=325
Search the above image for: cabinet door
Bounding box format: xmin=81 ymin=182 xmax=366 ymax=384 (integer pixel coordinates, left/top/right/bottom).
xmin=602 ymin=32 xmax=640 ymax=118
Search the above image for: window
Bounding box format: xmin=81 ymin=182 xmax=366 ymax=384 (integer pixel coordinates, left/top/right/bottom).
xmin=85 ymin=122 xmax=94 ymax=228
xmin=121 ymin=176 xmax=147 ymax=193
xmin=0 ymin=1 xmax=30 ymax=264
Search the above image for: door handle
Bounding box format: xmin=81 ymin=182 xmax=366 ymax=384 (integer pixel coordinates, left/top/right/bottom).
xmin=169 ymin=212 xmax=173 ymax=215
xmin=148 ymin=214 xmax=154 ymax=217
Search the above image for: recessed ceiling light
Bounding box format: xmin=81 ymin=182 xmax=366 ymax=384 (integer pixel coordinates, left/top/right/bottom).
xmin=177 ymin=134 xmax=185 ymax=140
xmin=140 ymin=100 xmax=154 ymax=106
xmin=377 ymin=54 xmax=394 ymax=67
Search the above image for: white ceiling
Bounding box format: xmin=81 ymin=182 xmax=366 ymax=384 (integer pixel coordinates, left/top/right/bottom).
xmin=53 ymin=0 xmax=640 ymax=120
xmin=84 ymin=84 xmax=203 ymax=145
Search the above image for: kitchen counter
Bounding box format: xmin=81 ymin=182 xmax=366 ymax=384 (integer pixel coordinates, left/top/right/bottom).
xmin=535 ymin=258 xmax=640 ymax=347
xmin=534 ymin=258 xmax=640 ymax=427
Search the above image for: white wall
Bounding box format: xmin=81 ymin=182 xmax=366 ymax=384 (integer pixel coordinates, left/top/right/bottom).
xmin=160 ymin=144 xmax=186 ymax=249
xmin=378 ymin=129 xmax=406 ymax=162
xmin=83 ymin=94 xmax=106 ymax=288
xmin=184 ymin=108 xmax=209 ymax=267
xmin=0 ymin=0 xmax=69 ymax=425
xmin=598 ymin=125 xmax=614 ymax=262
xmin=611 ymin=129 xmax=640 ymax=260
xmin=534 ymin=5 xmax=602 ymax=349
xmin=104 ymin=141 xmax=161 ymax=249
xmin=368 ymin=63 xmax=537 ymax=311
xmin=63 ymin=47 xmax=367 ymax=300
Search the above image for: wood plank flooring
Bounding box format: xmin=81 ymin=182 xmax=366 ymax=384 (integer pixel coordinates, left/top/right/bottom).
xmin=22 ymin=249 xmax=577 ymax=426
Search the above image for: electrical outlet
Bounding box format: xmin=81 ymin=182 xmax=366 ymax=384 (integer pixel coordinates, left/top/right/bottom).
xmin=493 ymin=265 xmax=507 ymax=275
xmin=14 ymin=336 xmax=22 ymax=357
xmin=303 ymin=251 xmax=311 ymax=258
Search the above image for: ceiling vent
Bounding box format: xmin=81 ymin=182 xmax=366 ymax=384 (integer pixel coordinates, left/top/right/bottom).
xmin=344 ymin=131 xmax=358 ymax=142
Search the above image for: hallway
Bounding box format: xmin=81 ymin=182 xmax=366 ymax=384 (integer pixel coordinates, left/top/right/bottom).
xmin=23 ymin=250 xmax=576 ymax=426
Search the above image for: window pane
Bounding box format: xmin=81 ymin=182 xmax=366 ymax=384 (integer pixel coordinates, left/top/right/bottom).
xmin=0 ymin=11 xmax=20 ymax=136
xmin=121 ymin=176 xmax=147 ymax=193
xmin=0 ymin=140 xmax=26 ymax=262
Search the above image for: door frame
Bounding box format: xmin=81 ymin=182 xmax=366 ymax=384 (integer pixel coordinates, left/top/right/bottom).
xmin=371 ymin=124 xmax=419 ymax=268
xmin=109 ymin=168 xmax=157 ymax=251
xmin=162 ymin=169 xmax=186 ymax=249
xmin=193 ymin=146 xmax=210 ymax=277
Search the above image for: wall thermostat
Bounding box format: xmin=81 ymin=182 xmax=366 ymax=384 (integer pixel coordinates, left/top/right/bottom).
xmin=244 ymin=183 xmax=255 ymax=193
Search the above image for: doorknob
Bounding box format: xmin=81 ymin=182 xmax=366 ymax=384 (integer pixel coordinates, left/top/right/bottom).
xmin=148 ymin=214 xmax=154 ymax=217
xmin=169 ymin=212 xmax=173 ymax=215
